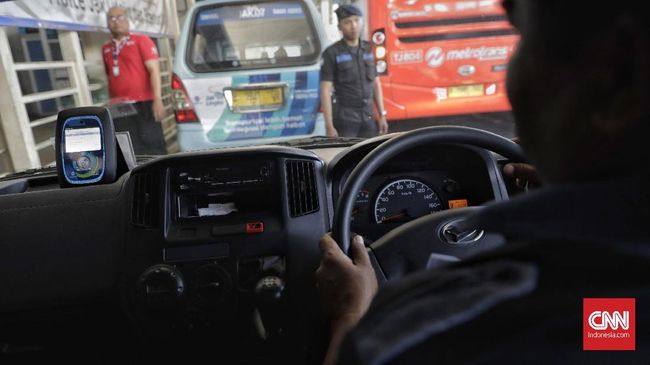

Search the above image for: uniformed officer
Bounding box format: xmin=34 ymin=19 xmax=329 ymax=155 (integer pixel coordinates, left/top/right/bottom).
xmin=320 ymin=4 xmax=389 ymax=138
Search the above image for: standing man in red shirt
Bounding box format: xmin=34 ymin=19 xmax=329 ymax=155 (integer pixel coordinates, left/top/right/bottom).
xmin=102 ymin=6 xmax=167 ymax=155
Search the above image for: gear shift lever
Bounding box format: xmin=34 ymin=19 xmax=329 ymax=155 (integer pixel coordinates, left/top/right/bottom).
xmin=253 ymin=276 xmax=285 ymax=339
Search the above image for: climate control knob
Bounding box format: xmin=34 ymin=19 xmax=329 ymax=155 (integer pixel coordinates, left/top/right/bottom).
xmin=191 ymin=264 xmax=232 ymax=309
xmin=136 ymin=264 xmax=185 ymax=312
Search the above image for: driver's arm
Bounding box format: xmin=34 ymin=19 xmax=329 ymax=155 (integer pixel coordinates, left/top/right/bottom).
xmin=316 ymin=234 xmax=378 ymax=365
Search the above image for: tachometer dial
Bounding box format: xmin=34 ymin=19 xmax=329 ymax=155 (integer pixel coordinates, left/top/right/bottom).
xmin=374 ymin=179 xmax=443 ymax=223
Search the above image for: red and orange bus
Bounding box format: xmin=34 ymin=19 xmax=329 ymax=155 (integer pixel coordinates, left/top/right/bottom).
xmin=365 ymin=0 xmax=519 ymax=121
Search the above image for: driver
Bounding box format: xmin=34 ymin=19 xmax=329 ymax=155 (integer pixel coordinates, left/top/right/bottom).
xmin=317 ymin=0 xmax=650 ymax=363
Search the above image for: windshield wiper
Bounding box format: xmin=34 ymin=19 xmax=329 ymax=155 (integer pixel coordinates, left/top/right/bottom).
xmin=135 ymin=155 xmax=163 ymax=164
xmin=0 ymin=166 xmax=57 ymax=182
xmin=268 ymin=136 xmax=365 ymax=148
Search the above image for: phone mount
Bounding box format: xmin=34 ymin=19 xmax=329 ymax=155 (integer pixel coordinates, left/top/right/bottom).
xmin=55 ymin=106 xmax=132 ymax=188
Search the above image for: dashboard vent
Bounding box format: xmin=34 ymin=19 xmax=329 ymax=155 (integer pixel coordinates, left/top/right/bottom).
xmin=132 ymin=172 xmax=159 ymax=228
xmin=286 ymin=160 xmax=319 ymax=217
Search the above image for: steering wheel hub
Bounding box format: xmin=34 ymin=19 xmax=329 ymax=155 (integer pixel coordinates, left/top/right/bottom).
xmin=441 ymin=219 xmax=485 ymax=244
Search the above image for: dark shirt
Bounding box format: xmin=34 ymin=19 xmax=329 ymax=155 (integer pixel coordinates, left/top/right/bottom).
xmin=338 ymin=173 xmax=650 ymax=364
xmin=320 ymin=39 xmax=376 ymax=106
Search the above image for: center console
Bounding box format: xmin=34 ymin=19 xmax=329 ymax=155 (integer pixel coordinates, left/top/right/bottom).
xmin=125 ymin=150 xmax=327 ymax=362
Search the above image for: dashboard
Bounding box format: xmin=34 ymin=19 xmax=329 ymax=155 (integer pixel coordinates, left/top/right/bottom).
xmin=0 ymin=137 xmax=511 ymax=363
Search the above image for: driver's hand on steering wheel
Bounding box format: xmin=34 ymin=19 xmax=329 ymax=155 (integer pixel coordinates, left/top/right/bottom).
xmin=503 ymin=162 xmax=541 ymax=190
xmin=505 ymin=137 xmax=541 ymax=189
xmin=316 ymin=234 xmax=378 ymax=331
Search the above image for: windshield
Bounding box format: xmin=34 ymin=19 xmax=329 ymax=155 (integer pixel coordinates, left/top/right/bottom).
xmin=188 ymin=2 xmax=321 ymax=72
xmin=0 ymin=0 xmax=517 ymax=177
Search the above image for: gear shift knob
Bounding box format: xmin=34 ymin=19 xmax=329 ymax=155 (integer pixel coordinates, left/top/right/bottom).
xmin=255 ymin=276 xmax=285 ymax=303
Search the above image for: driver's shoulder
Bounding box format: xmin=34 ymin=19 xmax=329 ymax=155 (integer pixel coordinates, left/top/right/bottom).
xmin=339 ymin=256 xmax=539 ymax=364
xmin=340 ymin=240 xmax=650 ymax=364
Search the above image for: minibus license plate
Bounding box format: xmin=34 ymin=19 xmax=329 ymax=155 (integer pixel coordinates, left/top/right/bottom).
xmin=232 ymin=88 xmax=283 ymax=110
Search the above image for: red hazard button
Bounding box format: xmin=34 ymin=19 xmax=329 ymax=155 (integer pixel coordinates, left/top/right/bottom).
xmin=245 ymin=222 xmax=264 ymax=234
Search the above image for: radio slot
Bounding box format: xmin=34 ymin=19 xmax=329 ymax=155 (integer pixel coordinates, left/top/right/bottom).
xmin=171 ymin=160 xmax=277 ymax=223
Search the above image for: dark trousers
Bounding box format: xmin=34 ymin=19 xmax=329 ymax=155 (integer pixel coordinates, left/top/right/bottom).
xmin=333 ymin=104 xmax=379 ymax=138
xmin=113 ymin=101 xmax=167 ymax=156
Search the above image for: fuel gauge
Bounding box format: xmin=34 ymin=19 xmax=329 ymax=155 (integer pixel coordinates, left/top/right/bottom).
xmin=352 ymin=190 xmax=370 ymax=222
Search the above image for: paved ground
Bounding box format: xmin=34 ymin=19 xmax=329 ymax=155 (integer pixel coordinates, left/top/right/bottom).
xmin=388 ymin=112 xmax=516 ymax=139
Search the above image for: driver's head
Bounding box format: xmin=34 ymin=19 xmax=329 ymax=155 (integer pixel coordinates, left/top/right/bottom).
xmin=505 ymin=0 xmax=650 ymax=183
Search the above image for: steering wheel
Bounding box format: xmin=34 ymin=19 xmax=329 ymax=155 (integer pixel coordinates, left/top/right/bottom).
xmin=332 ymin=126 xmax=528 ymax=280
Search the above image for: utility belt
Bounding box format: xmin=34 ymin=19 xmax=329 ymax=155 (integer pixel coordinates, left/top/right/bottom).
xmin=335 ymin=97 xmax=372 ymax=108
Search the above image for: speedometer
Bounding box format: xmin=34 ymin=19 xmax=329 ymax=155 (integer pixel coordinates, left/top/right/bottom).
xmin=374 ymin=178 xmax=443 ymax=224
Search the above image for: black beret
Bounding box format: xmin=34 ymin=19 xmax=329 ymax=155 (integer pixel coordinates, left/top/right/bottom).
xmin=335 ymin=4 xmax=363 ymax=21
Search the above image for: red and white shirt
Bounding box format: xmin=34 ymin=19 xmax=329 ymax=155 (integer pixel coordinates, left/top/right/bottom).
xmin=102 ymin=33 xmax=159 ymax=102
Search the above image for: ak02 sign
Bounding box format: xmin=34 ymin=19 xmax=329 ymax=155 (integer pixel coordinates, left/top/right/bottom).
xmin=583 ymin=298 xmax=635 ymax=351
xmin=197 ymin=2 xmax=304 ymax=26
xmin=240 ymin=6 xmax=266 ymax=19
